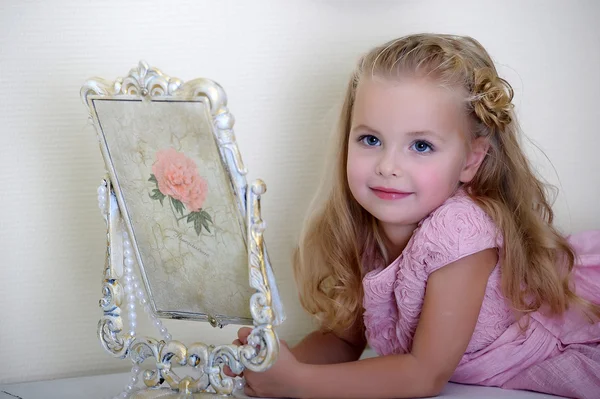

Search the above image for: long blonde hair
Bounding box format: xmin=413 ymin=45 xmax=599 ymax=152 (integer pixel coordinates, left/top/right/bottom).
xmin=293 ymin=33 xmax=600 ymax=333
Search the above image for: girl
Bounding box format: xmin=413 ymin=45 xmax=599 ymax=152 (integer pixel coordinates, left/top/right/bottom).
xmin=232 ymin=33 xmax=600 ymax=398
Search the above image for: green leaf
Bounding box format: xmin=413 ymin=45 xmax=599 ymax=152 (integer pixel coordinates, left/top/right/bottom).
xmin=201 ymin=217 xmax=211 ymax=233
xmin=202 ymin=211 xmax=213 ymax=223
xmin=171 ymin=197 xmax=185 ymax=216
xmin=193 ymin=217 xmax=202 ymax=236
xmin=149 ymin=188 xmax=166 ymax=206
xmin=148 ymin=174 xmax=158 ymax=185
xmin=187 ymin=213 xmax=196 ymax=223
xmin=185 ymin=211 xmax=211 ymax=235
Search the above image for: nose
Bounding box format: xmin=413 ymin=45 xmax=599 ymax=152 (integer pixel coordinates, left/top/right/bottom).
xmin=375 ymin=149 xmax=402 ymax=177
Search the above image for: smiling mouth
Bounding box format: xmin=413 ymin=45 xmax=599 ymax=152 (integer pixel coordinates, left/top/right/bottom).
xmin=370 ymin=187 xmax=412 ymax=200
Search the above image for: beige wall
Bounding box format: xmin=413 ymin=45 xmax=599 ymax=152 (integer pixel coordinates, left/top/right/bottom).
xmin=1 ymin=0 xmax=599 ymax=384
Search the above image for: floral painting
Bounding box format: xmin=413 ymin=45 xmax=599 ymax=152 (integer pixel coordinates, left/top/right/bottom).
xmin=91 ymin=98 xmax=254 ymax=321
xmin=148 ymin=148 xmax=214 ymax=236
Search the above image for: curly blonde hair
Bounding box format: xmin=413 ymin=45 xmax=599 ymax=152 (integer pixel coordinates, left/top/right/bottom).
xmin=292 ymin=33 xmax=600 ymax=333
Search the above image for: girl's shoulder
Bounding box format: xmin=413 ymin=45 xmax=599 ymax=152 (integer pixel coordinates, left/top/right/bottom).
xmin=421 ymin=189 xmax=497 ymax=232
xmin=410 ymin=189 xmax=501 ymax=274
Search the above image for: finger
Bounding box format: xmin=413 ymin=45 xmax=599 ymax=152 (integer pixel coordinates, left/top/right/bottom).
xmin=238 ymin=327 xmax=252 ymax=344
xmin=232 ymin=339 xmax=242 ymax=346
xmin=244 ymin=384 xmax=258 ymax=397
xmin=222 ymin=365 xmax=239 ymax=378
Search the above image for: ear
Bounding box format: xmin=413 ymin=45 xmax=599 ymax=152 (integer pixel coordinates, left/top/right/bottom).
xmin=459 ymin=137 xmax=489 ymax=183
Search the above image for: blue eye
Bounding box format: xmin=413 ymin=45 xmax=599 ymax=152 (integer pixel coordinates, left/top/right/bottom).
xmin=411 ymin=140 xmax=433 ymax=153
xmin=359 ymin=135 xmax=381 ymax=147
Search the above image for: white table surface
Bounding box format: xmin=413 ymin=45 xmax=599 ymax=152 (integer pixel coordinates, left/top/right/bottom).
xmin=0 ymin=372 xmax=564 ymax=399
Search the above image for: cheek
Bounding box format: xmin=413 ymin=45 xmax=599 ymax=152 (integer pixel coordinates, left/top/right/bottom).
xmin=347 ymin=163 xmax=364 ymax=193
xmin=414 ymin=167 xmax=444 ymax=188
xmin=346 ymin=156 xmax=359 ymax=191
xmin=412 ymin=160 xmax=461 ymax=191
xmin=346 ymin=149 xmax=370 ymax=184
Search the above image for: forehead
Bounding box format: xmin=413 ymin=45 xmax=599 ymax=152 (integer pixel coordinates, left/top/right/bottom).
xmin=351 ymin=77 xmax=468 ymax=134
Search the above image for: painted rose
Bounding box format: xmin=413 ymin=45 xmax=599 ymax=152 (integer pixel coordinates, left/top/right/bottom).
xmin=152 ymin=148 xmax=207 ymax=212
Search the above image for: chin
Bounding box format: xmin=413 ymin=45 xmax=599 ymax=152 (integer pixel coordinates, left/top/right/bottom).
xmin=380 ymin=217 xmax=420 ymax=226
xmin=367 ymin=211 xmax=414 ymax=226
xmin=373 ymin=206 xmax=430 ymax=225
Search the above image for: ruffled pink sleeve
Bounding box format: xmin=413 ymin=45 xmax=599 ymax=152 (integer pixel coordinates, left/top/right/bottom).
xmin=412 ymin=195 xmax=500 ymax=275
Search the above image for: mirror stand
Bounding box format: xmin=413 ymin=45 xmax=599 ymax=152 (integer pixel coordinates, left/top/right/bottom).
xmin=82 ymin=61 xmax=285 ymax=398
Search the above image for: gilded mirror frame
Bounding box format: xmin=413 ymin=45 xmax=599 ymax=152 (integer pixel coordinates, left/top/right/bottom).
xmin=80 ymin=61 xmax=285 ymax=397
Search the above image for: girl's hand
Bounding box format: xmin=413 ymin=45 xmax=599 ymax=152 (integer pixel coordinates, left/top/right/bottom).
xmin=227 ymin=327 xmax=307 ymax=398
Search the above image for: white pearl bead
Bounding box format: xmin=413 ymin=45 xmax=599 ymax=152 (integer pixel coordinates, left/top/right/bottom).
xmin=125 ymin=258 xmax=135 ymax=267
xmin=125 ymin=384 xmax=134 ymax=392
xmin=124 ymin=267 xmax=133 ymax=275
xmin=140 ymin=297 xmax=148 ymax=305
xmin=159 ymin=327 xmax=167 ymax=335
xmin=124 ymin=248 xmax=133 ymax=257
xmin=123 ymin=275 xmax=133 ymax=283
xmin=127 ymin=294 xmax=135 ymax=303
xmin=132 ymin=365 xmax=141 ymax=374
xmin=123 ymin=239 xmax=131 ymax=248
xmin=153 ymin=319 xmax=162 ymax=328
xmin=127 ymin=302 xmax=136 ymax=311
xmin=133 ymin=282 xmax=140 ymax=290
xmin=131 ymin=375 xmax=138 ymax=384
xmin=124 ymin=285 xmax=133 ymax=294
xmin=120 ymin=392 xmax=128 ymax=398
xmin=97 ymin=186 xmax=107 ymax=194
xmin=144 ymin=305 xmax=152 ymax=314
xmin=234 ymin=378 xmax=245 ymax=391
xmin=129 ymin=312 xmax=137 ymax=321
xmin=165 ymin=333 xmax=172 ymax=341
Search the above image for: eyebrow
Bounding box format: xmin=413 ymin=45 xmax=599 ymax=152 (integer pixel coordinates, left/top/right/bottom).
xmin=350 ymin=124 xmax=445 ymax=141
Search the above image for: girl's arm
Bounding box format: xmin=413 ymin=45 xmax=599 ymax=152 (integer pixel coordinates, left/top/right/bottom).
xmin=290 ymin=316 xmax=367 ymax=365
xmin=284 ymin=248 xmax=498 ymax=399
xmin=227 ymin=315 xmax=365 ymax=380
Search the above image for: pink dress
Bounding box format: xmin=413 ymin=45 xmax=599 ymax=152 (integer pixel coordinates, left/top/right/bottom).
xmin=362 ymin=190 xmax=600 ymax=399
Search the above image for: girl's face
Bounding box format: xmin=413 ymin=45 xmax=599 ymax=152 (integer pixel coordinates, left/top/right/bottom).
xmin=347 ymin=76 xmax=487 ymax=230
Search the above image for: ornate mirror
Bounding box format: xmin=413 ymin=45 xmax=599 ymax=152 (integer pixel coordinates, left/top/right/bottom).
xmin=81 ymin=61 xmax=285 ymax=398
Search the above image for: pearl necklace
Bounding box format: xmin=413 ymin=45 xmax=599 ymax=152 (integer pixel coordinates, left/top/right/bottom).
xmin=98 ymin=182 xmax=172 ymax=398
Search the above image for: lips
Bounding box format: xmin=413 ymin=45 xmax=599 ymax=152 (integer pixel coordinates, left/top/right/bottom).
xmin=370 ymin=187 xmax=412 ymax=200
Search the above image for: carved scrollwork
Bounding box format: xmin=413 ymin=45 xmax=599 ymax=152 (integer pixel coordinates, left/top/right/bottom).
xmin=126 ymin=339 xmax=251 ymax=396
xmin=98 ymin=278 xmax=128 ymax=356
xmin=247 ymin=180 xmax=273 ymax=322
xmin=214 ymin=110 xmax=248 ymax=176
xmin=81 ymin=61 xmax=183 ymax=108
xmin=119 ymin=61 xmax=183 ymax=97
xmin=97 ymin=178 xmax=133 ymax=359
xmin=129 ymin=337 xmax=164 ymax=388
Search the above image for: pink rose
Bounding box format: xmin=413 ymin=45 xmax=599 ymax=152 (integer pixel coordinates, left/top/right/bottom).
xmin=152 ymin=148 xmax=208 ymax=212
